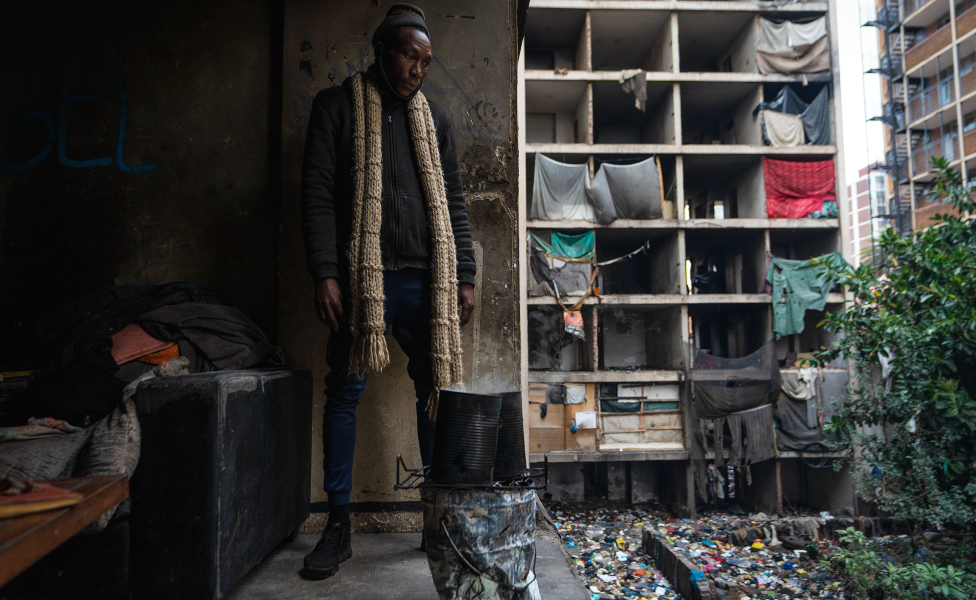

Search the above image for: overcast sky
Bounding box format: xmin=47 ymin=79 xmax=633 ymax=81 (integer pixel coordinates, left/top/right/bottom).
xmin=838 ymin=0 xmax=885 ymax=186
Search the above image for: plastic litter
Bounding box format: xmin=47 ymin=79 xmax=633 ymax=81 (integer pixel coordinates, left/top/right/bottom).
xmin=547 ymin=500 xmax=847 ymax=600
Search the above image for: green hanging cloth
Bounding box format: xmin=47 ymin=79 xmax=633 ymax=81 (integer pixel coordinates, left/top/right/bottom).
xmin=766 ymin=252 xmax=848 ymax=338
xmin=528 ymin=231 xmax=553 ymax=255
xmin=551 ymin=231 xmax=596 ymax=260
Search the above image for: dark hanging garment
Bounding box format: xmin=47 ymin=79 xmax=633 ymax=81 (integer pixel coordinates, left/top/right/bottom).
xmin=620 ymin=71 xmax=647 ymax=112
xmin=801 ymin=87 xmax=831 ymax=146
xmin=754 ymin=86 xmax=808 ymax=116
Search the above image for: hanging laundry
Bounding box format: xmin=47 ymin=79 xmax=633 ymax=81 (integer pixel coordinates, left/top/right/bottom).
xmin=757 ymin=17 xmax=830 ymax=75
xmin=754 ymin=86 xmax=808 ymax=116
xmin=801 ymin=87 xmax=831 ymax=145
xmin=763 ymin=158 xmax=836 ymax=218
xmin=551 ymin=230 xmax=596 ymax=260
xmin=619 ymin=70 xmax=647 ymax=112
xmin=589 ymin=157 xmax=664 ymax=222
xmin=755 ymin=86 xmax=831 ymax=146
xmin=528 ymin=232 xmax=594 ymax=298
xmin=530 ymin=155 xmax=595 ymax=222
xmin=564 ymin=383 xmax=587 ymax=405
xmin=760 ymin=110 xmax=804 ymax=147
xmin=765 ymin=253 xmax=848 ymax=338
xmin=530 ymin=155 xmax=663 ymax=225
xmin=780 ymin=367 xmax=818 ymax=400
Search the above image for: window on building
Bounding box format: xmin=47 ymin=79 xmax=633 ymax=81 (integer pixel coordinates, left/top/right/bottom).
xmin=939 ymin=67 xmax=954 ymax=106
xmin=943 ymin=130 xmax=958 ymax=161
xmin=965 ymin=113 xmax=976 ymax=133
xmin=960 ymin=53 xmax=975 ymax=77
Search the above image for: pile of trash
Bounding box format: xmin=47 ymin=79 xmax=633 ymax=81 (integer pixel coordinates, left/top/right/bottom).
xmin=549 ymin=502 xmax=681 ymax=600
xmin=663 ymin=512 xmax=844 ymax=599
xmin=547 ymin=501 xmax=848 ymax=600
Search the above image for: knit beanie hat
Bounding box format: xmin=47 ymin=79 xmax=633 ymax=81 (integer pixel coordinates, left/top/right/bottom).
xmin=372 ymin=4 xmax=429 ymax=47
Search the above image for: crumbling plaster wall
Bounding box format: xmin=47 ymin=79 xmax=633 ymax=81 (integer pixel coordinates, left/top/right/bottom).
xmin=278 ymin=0 xmax=520 ymax=530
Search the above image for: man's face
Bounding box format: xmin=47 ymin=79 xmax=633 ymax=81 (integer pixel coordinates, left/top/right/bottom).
xmin=378 ymin=27 xmax=432 ymax=96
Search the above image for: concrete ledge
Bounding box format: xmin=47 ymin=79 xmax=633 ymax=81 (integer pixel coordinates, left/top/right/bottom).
xmin=641 ymin=526 xmax=713 ymax=600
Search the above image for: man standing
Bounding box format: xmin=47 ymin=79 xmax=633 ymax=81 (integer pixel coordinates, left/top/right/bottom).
xmin=298 ymin=4 xmax=476 ymax=580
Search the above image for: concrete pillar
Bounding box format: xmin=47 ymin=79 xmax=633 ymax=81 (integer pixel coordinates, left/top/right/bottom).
xmin=631 ymin=461 xmax=659 ymax=503
xmin=608 ymin=462 xmax=628 ymax=501
xmin=538 ymin=462 xmax=585 ymax=502
xmin=747 ymin=459 xmax=779 ymax=515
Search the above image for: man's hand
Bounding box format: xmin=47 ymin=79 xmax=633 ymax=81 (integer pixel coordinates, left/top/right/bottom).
xmin=315 ymin=278 xmax=344 ymax=332
xmin=458 ymin=283 xmax=475 ymax=328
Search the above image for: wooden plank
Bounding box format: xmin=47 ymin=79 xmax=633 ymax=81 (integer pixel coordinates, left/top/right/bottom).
xmin=0 ymin=476 xmax=129 ymax=587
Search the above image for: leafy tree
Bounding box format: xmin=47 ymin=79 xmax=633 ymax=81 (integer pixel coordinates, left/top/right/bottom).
xmin=814 ymin=156 xmax=976 ymax=527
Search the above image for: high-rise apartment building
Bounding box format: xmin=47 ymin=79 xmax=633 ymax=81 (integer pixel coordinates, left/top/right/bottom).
xmin=518 ymin=0 xmax=852 ymax=516
xmin=866 ymin=0 xmax=974 ymax=235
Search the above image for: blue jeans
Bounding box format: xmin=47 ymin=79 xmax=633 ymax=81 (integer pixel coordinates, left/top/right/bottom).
xmin=322 ymin=269 xmax=435 ymax=507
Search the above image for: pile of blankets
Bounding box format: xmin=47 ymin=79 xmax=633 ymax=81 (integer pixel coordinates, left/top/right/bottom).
xmin=0 ymin=282 xmax=283 ymax=530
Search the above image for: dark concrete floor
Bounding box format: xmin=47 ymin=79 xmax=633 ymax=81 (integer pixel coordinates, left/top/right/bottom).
xmin=226 ymin=532 xmax=588 ymax=600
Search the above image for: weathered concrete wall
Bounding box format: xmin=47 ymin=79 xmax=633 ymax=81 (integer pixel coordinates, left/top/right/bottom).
xmin=278 ymin=0 xmax=520 ymax=528
xmin=0 ymin=1 xmax=281 ymax=365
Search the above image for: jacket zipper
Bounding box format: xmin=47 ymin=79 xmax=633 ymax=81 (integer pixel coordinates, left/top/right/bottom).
xmin=388 ymin=106 xmax=400 ymax=270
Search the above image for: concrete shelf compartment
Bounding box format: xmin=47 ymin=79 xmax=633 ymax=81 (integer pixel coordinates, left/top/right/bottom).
xmin=676 ymin=10 xmax=761 ymax=73
xmin=775 ymin=307 xmax=846 ymax=369
xmin=595 ymin=227 xmax=680 ymax=295
xmin=770 ymin=226 xmax=841 ymax=260
xmin=589 ymin=9 xmax=675 ymax=72
xmin=683 ymin=154 xmax=766 ymax=218
xmin=679 ymin=81 xmax=762 ymax=146
xmin=597 ymin=306 xmax=685 ymax=370
xmin=525 ymin=79 xmax=591 ymax=145
xmin=685 ymin=227 xmax=767 ymax=295
xmin=689 ymin=304 xmax=772 ymax=362
xmin=524 ymin=7 xmax=589 ymax=71
xmin=592 ymin=81 xmax=676 ymax=145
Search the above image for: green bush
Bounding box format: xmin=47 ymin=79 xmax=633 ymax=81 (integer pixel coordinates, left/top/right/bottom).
xmin=827 ymin=528 xmax=976 ymax=599
xmin=814 ymin=156 xmax=976 ymax=527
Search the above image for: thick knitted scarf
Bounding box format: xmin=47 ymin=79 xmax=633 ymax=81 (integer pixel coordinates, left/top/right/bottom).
xmin=348 ymin=70 xmax=463 ymax=419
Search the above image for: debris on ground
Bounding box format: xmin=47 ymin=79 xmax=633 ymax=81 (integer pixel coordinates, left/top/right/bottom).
xmin=546 ymin=501 xmax=848 ymax=600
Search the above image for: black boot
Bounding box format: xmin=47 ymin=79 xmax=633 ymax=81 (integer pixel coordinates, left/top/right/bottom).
xmin=302 ymin=521 xmax=352 ymax=580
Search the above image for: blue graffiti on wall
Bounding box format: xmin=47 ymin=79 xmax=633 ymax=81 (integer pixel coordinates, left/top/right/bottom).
xmin=0 ymin=50 xmax=155 ymax=175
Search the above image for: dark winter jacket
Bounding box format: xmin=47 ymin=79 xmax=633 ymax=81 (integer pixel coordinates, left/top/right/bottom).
xmin=300 ymin=68 xmax=476 ymax=286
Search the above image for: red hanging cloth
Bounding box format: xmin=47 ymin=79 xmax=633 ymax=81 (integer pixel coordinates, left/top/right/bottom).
xmin=763 ymin=157 xmax=836 ymax=218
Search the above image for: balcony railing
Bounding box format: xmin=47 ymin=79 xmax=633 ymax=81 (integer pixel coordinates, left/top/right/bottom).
xmin=908 ymin=76 xmax=955 ymax=122
xmin=903 ymin=0 xmax=935 ymax=18
xmin=958 ymin=5 xmax=976 ymax=39
xmin=962 ymin=66 xmax=976 ymax=97
xmin=964 ymin=128 xmax=976 ymax=157
xmin=905 ymin=23 xmax=953 ymax=71
xmin=912 ymin=136 xmax=959 ymax=174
